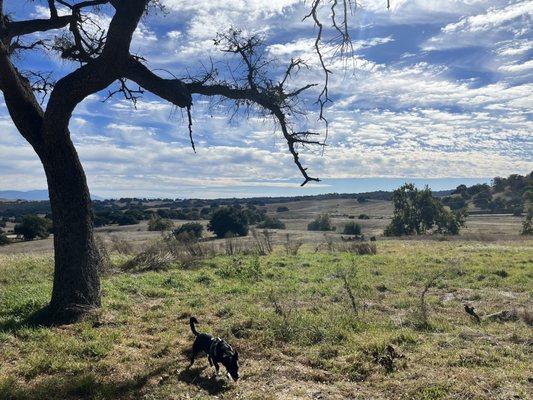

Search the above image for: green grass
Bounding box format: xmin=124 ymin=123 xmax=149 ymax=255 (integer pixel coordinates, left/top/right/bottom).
xmin=0 ymin=240 xmax=532 ymax=399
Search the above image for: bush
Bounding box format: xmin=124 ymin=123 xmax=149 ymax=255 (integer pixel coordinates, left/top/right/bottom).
xmin=148 ymin=217 xmax=174 ymax=231
xmin=174 ymin=222 xmax=203 ymax=240
xmin=276 ymin=206 xmax=289 ymax=212
xmin=14 ymin=215 xmax=52 ymax=241
xmin=384 ymin=184 xmax=466 ymax=236
xmin=116 ymin=213 xmax=139 ymax=226
xmin=343 ymin=221 xmax=362 ymax=235
xmin=257 ymin=216 xmax=286 ymax=229
xmin=208 ymin=207 xmax=249 ymax=238
xmin=0 ymin=231 xmax=10 ymax=246
xmin=522 ymin=214 xmax=533 ymax=235
xmin=307 ymin=214 xmax=335 ymax=231
xmin=358 ymin=214 xmax=370 ymax=220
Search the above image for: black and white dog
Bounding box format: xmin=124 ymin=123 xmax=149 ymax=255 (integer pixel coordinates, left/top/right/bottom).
xmin=188 ymin=317 xmax=240 ymax=381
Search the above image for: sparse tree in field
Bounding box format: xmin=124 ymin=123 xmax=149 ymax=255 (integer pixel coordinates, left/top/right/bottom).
xmin=14 ymin=215 xmax=52 ymax=241
xmin=257 ymin=216 xmax=286 ymax=230
xmin=0 ymin=230 xmax=10 ymax=246
xmin=148 ymin=217 xmax=173 ymax=232
xmin=208 ymin=207 xmax=249 ymax=238
xmin=0 ymin=1 xmax=388 ymax=321
xmin=173 ymin=222 xmax=203 ymax=240
xmin=343 ymin=221 xmax=362 ymax=235
xmin=522 ymin=211 xmax=533 ymax=235
xmin=308 ymin=214 xmax=335 ymax=231
xmin=384 ymin=184 xmax=466 ymax=236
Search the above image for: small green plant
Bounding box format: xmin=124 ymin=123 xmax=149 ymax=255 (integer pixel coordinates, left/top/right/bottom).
xmin=0 ymin=231 xmax=10 ymax=246
xmin=257 ymin=216 xmax=285 ymax=229
xmin=343 ymin=221 xmax=362 ymax=235
xmin=521 ymin=214 xmax=532 ymax=235
xmin=148 ymin=217 xmax=173 ymax=231
xmin=308 ymin=214 xmax=335 ymax=231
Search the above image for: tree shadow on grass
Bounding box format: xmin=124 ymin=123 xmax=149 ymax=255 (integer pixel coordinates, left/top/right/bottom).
xmin=0 ymin=305 xmax=61 ymax=335
xmin=0 ymin=362 xmax=174 ymax=400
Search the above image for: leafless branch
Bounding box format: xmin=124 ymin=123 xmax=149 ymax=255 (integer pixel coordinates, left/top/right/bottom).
xmin=103 ymin=78 xmax=144 ymax=106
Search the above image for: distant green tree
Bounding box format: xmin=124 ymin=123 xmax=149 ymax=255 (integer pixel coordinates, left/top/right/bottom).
xmin=148 ymin=217 xmax=174 ymax=231
xmin=276 ymin=206 xmax=290 ymax=212
xmin=14 ymin=215 xmax=52 ymax=241
xmin=522 ymin=210 xmax=533 ymax=235
xmin=308 ymin=214 xmax=335 ymax=231
xmin=116 ymin=214 xmax=139 ymax=226
xmin=384 ymin=184 xmax=466 ymax=236
xmin=173 ymin=222 xmax=204 ymax=240
xmin=343 ymin=221 xmax=362 ymax=235
xmin=0 ymin=231 xmax=10 ymax=246
xmin=257 ymin=216 xmax=286 ymax=229
xmin=208 ymin=207 xmax=249 ymax=238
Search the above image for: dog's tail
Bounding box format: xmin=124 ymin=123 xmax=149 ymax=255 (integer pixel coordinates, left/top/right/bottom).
xmin=189 ymin=317 xmax=199 ymax=336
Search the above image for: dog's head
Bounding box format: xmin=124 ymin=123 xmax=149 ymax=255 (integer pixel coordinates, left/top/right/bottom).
xmin=222 ymin=351 xmax=239 ymax=381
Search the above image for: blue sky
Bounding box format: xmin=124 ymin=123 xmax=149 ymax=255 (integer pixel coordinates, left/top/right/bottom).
xmin=0 ymin=0 xmax=531 ymax=198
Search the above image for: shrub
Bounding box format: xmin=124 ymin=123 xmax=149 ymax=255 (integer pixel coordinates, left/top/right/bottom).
xmin=351 ymin=242 xmax=377 ymax=255
xmin=307 ymin=214 xmax=335 ymax=231
xmin=148 ymin=217 xmax=173 ymax=231
xmin=358 ymin=214 xmax=370 ymax=220
xmin=276 ymin=206 xmax=289 ymax=212
xmin=116 ymin=213 xmax=139 ymax=226
xmin=0 ymin=231 xmax=10 ymax=246
xmin=521 ymin=214 xmax=533 ymax=235
xmin=384 ymin=184 xmax=466 ymax=236
xmin=257 ymin=216 xmax=286 ymax=229
xmin=208 ymin=207 xmax=249 ymax=238
xmin=173 ymin=222 xmax=203 ymax=240
xmin=14 ymin=215 xmax=52 ymax=241
xmin=343 ymin=221 xmax=362 ymax=235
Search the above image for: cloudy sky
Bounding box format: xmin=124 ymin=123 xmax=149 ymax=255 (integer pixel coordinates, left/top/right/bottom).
xmin=0 ymin=0 xmax=531 ymax=198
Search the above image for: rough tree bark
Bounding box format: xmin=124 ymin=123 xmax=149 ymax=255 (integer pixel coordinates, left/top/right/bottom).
xmin=43 ymin=130 xmax=102 ymax=320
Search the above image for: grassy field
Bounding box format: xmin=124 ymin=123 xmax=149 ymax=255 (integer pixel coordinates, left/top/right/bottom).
xmin=1 ymin=238 xmax=532 ymax=400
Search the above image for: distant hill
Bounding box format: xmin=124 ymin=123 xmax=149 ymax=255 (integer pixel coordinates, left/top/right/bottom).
xmin=0 ymin=190 xmax=103 ymax=201
xmin=442 ymin=172 xmax=532 ymax=214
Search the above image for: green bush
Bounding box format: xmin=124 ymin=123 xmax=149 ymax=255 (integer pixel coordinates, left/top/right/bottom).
xmin=343 ymin=221 xmax=362 ymax=235
xmin=14 ymin=215 xmax=52 ymax=241
xmin=148 ymin=217 xmax=173 ymax=231
xmin=257 ymin=216 xmax=286 ymax=229
xmin=174 ymin=222 xmax=203 ymax=240
xmin=208 ymin=207 xmax=249 ymax=238
xmin=307 ymin=214 xmax=335 ymax=231
xmin=521 ymin=214 xmax=532 ymax=235
xmin=0 ymin=231 xmax=10 ymax=246
xmin=358 ymin=214 xmax=370 ymax=220
xmin=276 ymin=206 xmax=289 ymax=212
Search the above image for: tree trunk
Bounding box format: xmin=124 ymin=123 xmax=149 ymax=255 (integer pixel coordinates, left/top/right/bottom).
xmin=40 ymin=129 xmax=102 ymax=323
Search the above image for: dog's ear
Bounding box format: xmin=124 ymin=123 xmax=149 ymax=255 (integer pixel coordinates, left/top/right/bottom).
xmin=233 ymin=351 xmax=239 ymax=361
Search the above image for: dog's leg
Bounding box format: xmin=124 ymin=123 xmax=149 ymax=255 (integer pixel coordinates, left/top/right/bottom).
xmin=208 ymin=356 xmax=213 ymax=366
xmin=213 ymin=361 xmax=220 ymax=376
xmin=189 ymin=341 xmax=200 ymax=368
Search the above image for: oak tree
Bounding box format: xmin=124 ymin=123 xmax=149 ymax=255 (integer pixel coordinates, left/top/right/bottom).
xmin=0 ymin=0 xmax=388 ymax=322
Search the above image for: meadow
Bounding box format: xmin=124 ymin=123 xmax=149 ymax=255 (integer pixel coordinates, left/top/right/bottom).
xmin=0 ymin=236 xmax=531 ymax=399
